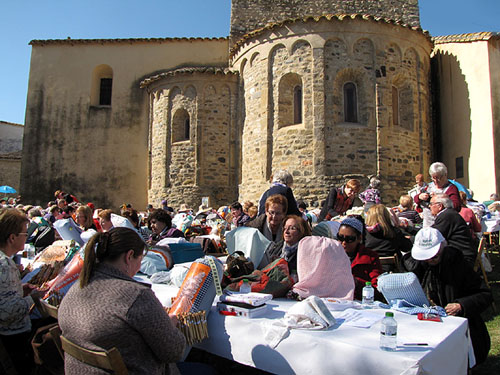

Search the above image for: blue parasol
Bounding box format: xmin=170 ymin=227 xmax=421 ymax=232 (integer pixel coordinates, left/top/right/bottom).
xmin=448 ymin=180 xmax=471 ymax=199
xmin=0 ymin=185 xmax=17 ymax=194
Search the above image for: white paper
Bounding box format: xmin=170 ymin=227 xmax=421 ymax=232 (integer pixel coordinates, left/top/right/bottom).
xmin=338 ymin=308 xmax=383 ymax=328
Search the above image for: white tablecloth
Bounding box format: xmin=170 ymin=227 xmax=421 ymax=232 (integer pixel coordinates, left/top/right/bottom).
xmin=194 ymin=299 xmax=470 ymax=375
xmin=482 ymin=218 xmax=500 ymax=233
xmin=146 ymin=281 xmax=470 ymax=375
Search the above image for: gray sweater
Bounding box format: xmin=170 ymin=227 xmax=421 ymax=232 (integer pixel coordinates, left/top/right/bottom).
xmin=58 ymin=263 xmax=186 ymax=374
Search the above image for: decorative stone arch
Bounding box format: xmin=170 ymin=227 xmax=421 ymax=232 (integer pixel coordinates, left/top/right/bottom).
xmin=250 ymin=52 xmax=260 ymax=67
xmin=333 ymin=68 xmax=373 ymax=126
xmin=291 ymin=39 xmax=312 ymax=56
xmin=385 ymin=43 xmax=402 ymax=74
xmin=278 ymin=73 xmax=303 ymax=128
xmin=391 ymin=75 xmax=415 ymax=131
xmin=403 ymin=47 xmax=419 ymax=71
xmin=240 ymin=58 xmax=247 ymax=75
xmin=269 ymin=43 xmax=288 ymax=65
xmin=90 ymin=64 xmax=113 ymax=106
xmin=184 ymin=85 xmax=197 ymax=99
xmin=353 ymin=38 xmax=375 ymax=69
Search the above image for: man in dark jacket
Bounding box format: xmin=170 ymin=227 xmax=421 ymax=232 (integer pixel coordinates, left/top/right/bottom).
xmin=403 ymin=227 xmax=492 ymax=365
xmin=257 ymin=170 xmax=301 ymax=216
xmin=430 ymin=193 xmax=476 ymax=265
xmin=318 ymin=179 xmax=361 ymax=222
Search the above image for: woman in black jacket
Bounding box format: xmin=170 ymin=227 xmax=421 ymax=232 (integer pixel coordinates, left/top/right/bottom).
xmin=365 ymin=204 xmax=412 ymax=272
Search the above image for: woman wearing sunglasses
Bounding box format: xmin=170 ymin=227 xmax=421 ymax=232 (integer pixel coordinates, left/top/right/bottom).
xmin=337 ymin=216 xmax=382 ymax=301
xmin=58 ymin=227 xmax=186 ymax=374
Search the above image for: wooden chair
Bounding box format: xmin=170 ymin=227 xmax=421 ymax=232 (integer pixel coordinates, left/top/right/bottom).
xmin=474 ymin=237 xmax=497 ymax=313
xmin=379 ymin=254 xmax=400 ymax=273
xmin=0 ymin=339 xmax=17 ymax=375
xmin=59 ymin=335 xmax=128 ymax=375
xmin=33 ymin=296 xmax=59 ymax=319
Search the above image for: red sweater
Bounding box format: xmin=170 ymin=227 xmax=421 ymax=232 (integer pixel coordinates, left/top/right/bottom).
xmin=350 ymin=244 xmax=383 ymax=300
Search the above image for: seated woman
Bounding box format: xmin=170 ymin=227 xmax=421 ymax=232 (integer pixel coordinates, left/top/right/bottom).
xmin=246 ymin=194 xmax=287 ymax=242
xmin=337 ymin=216 xmax=383 ymax=301
xmin=58 ymin=227 xmax=186 ymax=374
xmin=0 ymin=208 xmax=40 ymax=373
xmin=75 ymin=205 xmax=97 ymax=231
xmin=458 ymin=191 xmax=482 ymax=240
xmin=365 ymin=204 xmax=413 ymax=272
xmin=258 ymin=215 xmax=311 ymax=277
xmin=97 ymin=209 xmax=114 ymax=232
xmin=123 ymin=209 xmax=152 ymax=242
xmin=148 ymin=209 xmax=184 ymax=245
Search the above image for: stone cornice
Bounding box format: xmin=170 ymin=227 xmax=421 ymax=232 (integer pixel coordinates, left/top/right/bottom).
xmin=30 ymin=36 xmax=227 ymax=47
xmin=230 ymin=13 xmax=432 ymax=58
xmin=140 ymin=66 xmax=238 ymax=88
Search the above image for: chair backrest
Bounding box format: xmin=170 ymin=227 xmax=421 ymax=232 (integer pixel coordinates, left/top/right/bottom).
xmin=60 ymin=335 xmax=128 ymax=375
xmin=0 ymin=339 xmax=18 ymax=375
xmin=379 ymin=254 xmax=400 ymax=272
xmin=33 ymin=296 xmax=59 ymax=319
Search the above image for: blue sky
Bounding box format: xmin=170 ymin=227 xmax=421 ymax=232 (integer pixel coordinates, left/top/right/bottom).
xmin=1 ymin=0 xmax=498 ymax=125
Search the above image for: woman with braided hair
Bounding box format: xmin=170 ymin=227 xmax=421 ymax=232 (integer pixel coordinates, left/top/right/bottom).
xmin=58 ymin=227 xmax=186 ymax=374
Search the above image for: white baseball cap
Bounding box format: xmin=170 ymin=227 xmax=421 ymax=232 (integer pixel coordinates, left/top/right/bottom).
xmin=412 ymin=227 xmax=445 ymax=260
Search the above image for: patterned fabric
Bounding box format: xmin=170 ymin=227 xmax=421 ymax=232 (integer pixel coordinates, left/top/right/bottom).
xmin=340 ymin=217 xmax=364 ymax=234
xmin=332 ymin=187 xmax=353 ymax=217
xmin=358 ymin=187 xmax=381 ymax=205
xmin=377 ymin=272 xmax=430 ymax=307
xmin=0 ymin=251 xmax=33 ymax=335
xmin=386 ymin=299 xmax=447 ymax=316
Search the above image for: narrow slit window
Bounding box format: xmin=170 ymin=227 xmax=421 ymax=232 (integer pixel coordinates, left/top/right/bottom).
xmin=293 ymin=85 xmax=302 ymax=124
xmin=184 ymin=117 xmax=190 ymax=140
xmin=344 ymin=82 xmax=358 ymax=123
xmin=99 ymin=78 xmax=112 ymax=106
xmin=392 ymin=86 xmax=399 ymax=125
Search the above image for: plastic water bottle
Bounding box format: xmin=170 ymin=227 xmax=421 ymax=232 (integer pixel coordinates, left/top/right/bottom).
xmin=26 ymin=243 xmax=35 ymax=260
xmin=362 ymin=281 xmax=374 ymax=307
xmin=239 ymin=279 xmax=251 ymax=293
xmin=380 ymin=312 xmax=398 ymax=351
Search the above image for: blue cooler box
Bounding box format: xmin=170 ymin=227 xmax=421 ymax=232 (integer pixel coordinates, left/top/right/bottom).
xmin=168 ymin=243 xmax=204 ymax=264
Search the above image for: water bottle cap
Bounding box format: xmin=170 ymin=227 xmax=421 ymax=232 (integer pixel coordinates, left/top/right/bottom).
xmin=365 ymin=281 xmax=372 ymax=286
xmin=385 ymin=312 xmax=394 ymax=317
xmin=243 ymin=279 xmax=249 ymax=283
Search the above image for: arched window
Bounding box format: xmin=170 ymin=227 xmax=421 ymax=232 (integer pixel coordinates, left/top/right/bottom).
xmin=278 ymin=73 xmax=303 ymax=128
xmin=343 ymin=82 xmax=358 ymax=123
xmin=172 ymin=108 xmax=190 ymax=143
xmin=392 ymin=86 xmax=399 ymax=126
xmin=90 ymin=65 xmax=113 ymax=106
xmin=293 ymin=85 xmax=302 ymax=124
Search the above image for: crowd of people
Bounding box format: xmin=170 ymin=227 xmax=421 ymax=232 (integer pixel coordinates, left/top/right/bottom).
xmin=1 ymin=162 xmax=499 ymax=373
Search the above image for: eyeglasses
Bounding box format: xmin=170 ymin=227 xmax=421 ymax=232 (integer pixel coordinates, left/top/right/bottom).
xmin=337 ymin=234 xmax=358 ymax=243
xmin=267 ymin=210 xmax=284 ymax=217
xmin=429 ymin=202 xmax=441 ymax=206
xmin=17 ymin=232 xmax=28 ymax=237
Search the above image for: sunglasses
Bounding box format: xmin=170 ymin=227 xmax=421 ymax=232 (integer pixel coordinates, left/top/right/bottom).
xmin=337 ymin=234 xmax=358 ymax=243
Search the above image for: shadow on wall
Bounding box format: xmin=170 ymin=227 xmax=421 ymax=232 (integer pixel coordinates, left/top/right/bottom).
xmin=431 ymin=50 xmax=471 ymax=186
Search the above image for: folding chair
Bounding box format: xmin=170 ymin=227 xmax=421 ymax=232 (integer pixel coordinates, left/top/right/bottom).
xmin=379 ymin=253 xmax=400 ymax=273
xmin=33 ymin=296 xmax=59 ymax=319
xmin=60 ymin=335 xmax=128 ymax=375
xmin=474 ymin=237 xmax=497 ymax=313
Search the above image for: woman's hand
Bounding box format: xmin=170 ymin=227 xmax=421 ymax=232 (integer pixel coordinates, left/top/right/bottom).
xmin=445 ymin=303 xmax=462 ymax=316
xmin=418 ymin=193 xmax=430 ymax=201
xmin=22 ymin=283 xmax=37 ymax=297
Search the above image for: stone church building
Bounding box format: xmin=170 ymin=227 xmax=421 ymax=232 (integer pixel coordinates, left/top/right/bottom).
xmin=21 ymin=0 xmax=499 ymax=210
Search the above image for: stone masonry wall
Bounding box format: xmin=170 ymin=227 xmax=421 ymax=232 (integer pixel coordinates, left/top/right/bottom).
xmin=234 ymin=17 xmax=432 ymax=207
xmin=148 ymin=73 xmax=239 ymax=210
xmin=230 ymin=0 xmax=421 ymax=46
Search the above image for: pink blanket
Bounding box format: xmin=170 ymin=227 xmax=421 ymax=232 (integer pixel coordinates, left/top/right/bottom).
xmin=292 ymin=236 xmax=354 ymax=300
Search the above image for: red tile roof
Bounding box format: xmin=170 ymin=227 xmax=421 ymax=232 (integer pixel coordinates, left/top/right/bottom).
xmin=433 ymin=32 xmax=499 ymax=45
xmin=140 ymin=66 xmax=237 ymax=88
xmin=30 ymin=36 xmax=227 ymax=46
